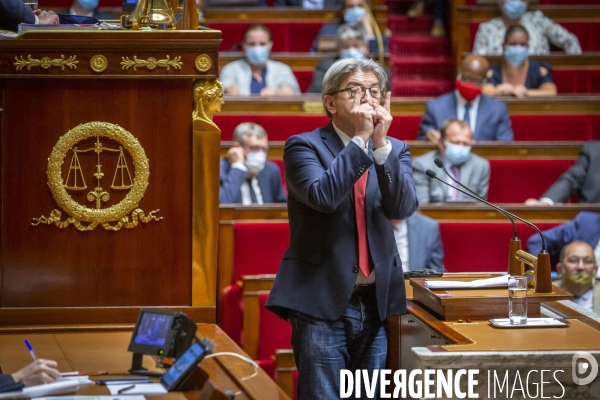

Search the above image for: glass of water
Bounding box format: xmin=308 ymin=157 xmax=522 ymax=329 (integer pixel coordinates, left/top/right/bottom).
xmin=23 ymin=0 xmax=38 ymax=11
xmin=508 ymin=275 xmax=528 ymax=325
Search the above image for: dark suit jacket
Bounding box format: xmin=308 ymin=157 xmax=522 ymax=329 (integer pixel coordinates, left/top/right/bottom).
xmin=265 ymin=123 xmax=418 ymax=321
xmin=527 ymin=212 xmax=600 ymax=260
xmin=416 ymin=92 xmax=514 ymax=142
xmin=0 ymin=0 xmax=36 ymax=32
xmin=0 ymin=374 xmax=23 ymax=393
xmin=541 ymin=141 xmax=600 ymax=203
xmin=219 ymin=158 xmax=286 ymax=204
xmin=407 ymin=213 xmax=444 ymax=272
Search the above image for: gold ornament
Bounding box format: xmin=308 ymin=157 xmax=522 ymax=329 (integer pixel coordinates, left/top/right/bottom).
xmin=31 ymin=122 xmax=162 ymax=231
xmin=194 ymin=54 xmax=212 ymax=73
xmin=192 ymin=79 xmax=224 ymax=127
xmin=14 ymin=54 xmax=78 ymax=71
xmin=120 ymin=55 xmax=182 ymax=71
xmin=90 ymin=55 xmax=108 ymax=73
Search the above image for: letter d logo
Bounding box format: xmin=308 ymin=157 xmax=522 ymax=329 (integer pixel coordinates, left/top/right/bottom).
xmin=572 ymin=351 xmax=598 ymax=386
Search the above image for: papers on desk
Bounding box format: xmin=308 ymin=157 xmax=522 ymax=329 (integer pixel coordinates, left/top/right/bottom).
xmin=57 ymin=375 xmax=94 ymax=385
xmin=424 ymin=275 xmax=509 ymax=290
xmin=107 ymin=384 xmax=167 ymax=395
xmin=34 ymin=397 xmax=145 ymax=400
xmin=0 ymin=380 xmax=79 ymax=399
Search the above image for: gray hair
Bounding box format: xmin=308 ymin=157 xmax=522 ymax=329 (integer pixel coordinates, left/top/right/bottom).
xmin=232 ymin=122 xmax=268 ymax=144
xmin=321 ymin=58 xmax=387 ymax=119
xmin=336 ymin=24 xmax=367 ymax=48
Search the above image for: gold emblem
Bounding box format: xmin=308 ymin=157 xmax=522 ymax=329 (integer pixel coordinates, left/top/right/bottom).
xmin=120 ymin=55 xmax=182 ymax=71
xmin=32 ymin=122 xmax=162 ymax=231
xmin=14 ymin=54 xmax=78 ymax=71
xmin=90 ymin=55 xmax=108 ymax=73
xmin=194 ymin=54 xmax=212 ymax=73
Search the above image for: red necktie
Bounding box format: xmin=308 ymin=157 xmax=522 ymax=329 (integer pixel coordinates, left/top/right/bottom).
xmin=354 ymin=170 xmax=371 ymax=278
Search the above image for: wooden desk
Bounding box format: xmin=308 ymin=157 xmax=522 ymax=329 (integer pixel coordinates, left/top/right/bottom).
xmin=0 ymin=325 xmax=289 ymax=400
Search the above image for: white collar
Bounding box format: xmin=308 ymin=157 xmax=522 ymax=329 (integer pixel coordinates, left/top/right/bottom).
xmin=332 ymin=122 xmax=352 ymax=147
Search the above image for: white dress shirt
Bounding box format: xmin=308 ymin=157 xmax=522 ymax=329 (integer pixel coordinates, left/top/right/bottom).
xmin=231 ymin=162 xmax=264 ymax=205
xmin=573 ymin=288 xmax=594 ymax=311
xmin=455 ymin=90 xmax=480 ymax=138
xmin=332 ymin=122 xmax=392 ymax=285
xmin=393 ymin=220 xmax=409 ymax=272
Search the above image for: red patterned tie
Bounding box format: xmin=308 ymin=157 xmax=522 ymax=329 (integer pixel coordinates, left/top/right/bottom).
xmin=354 ymin=170 xmax=371 ymax=278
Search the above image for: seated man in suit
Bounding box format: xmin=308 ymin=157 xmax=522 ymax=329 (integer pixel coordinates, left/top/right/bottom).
xmin=527 ymin=212 xmax=600 ymax=278
xmin=525 ymin=141 xmax=600 ymax=205
xmin=220 ymin=123 xmax=286 ymax=205
xmin=553 ymin=242 xmax=599 ymax=313
xmin=417 ymin=55 xmax=514 ymax=142
xmin=307 ymin=25 xmax=390 ymax=94
xmin=393 ymin=213 xmax=444 ymax=272
xmin=0 ymin=0 xmax=58 ymax=31
xmin=1 ymin=359 xmax=59 ymax=393
xmin=413 ymin=119 xmax=490 ymax=203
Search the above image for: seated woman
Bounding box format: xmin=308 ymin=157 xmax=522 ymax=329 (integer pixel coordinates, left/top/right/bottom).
xmin=310 ymin=0 xmax=389 ymax=54
xmin=473 ymin=0 xmax=581 ymax=56
xmin=483 ymin=24 xmax=557 ymax=98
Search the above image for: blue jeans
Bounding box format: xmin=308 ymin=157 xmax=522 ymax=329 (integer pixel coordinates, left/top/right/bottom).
xmin=290 ymin=293 xmax=387 ymax=400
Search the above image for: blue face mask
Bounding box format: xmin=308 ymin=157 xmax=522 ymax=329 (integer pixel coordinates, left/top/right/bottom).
xmin=444 ymin=142 xmax=471 ymax=166
xmin=245 ymin=45 xmax=270 ymax=66
xmin=344 ymin=7 xmax=367 ymax=25
xmin=77 ymin=0 xmax=99 ymax=10
xmin=503 ymin=0 xmax=527 ymax=20
xmin=340 ymin=47 xmax=365 ymax=59
xmin=504 ymin=45 xmax=529 ymax=65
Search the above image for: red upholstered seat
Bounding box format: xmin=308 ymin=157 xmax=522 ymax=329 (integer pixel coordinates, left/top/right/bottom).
xmin=439 ymin=222 xmax=560 ymax=273
xmin=510 ymin=115 xmax=596 ymax=141
xmin=292 ymin=70 xmax=314 ymax=94
xmin=257 ymin=292 xmax=293 ymax=379
xmin=233 ymin=222 xmax=290 ymax=282
xmin=553 ymin=69 xmax=600 ymax=94
xmin=222 ymin=283 xmax=243 ymax=346
xmin=487 ymin=159 xmax=575 ymax=203
xmin=210 ymin=22 xmax=323 ymax=53
xmin=214 ymin=115 xmax=331 ymax=141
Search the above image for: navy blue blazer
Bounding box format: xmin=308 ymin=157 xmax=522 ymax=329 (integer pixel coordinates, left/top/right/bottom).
xmin=416 ymin=92 xmax=514 ymax=142
xmin=219 ymin=158 xmax=286 ymax=204
xmin=0 ymin=374 xmax=23 ymax=393
xmin=407 ymin=213 xmax=444 ymax=272
xmin=0 ymin=0 xmax=36 ymax=32
xmin=265 ymin=123 xmax=418 ymax=321
xmin=527 ymin=212 xmax=600 ymax=259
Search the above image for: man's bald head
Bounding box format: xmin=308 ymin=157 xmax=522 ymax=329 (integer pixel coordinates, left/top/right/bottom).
xmin=460 ymin=55 xmax=490 ymax=84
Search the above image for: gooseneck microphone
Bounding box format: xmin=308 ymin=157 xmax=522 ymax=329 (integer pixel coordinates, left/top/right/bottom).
xmin=425 ymin=169 xmax=548 ymax=253
xmin=433 ymin=157 xmax=519 ymax=240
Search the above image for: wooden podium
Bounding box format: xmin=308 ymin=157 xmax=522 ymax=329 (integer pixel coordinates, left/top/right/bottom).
xmin=0 ymin=29 xmax=223 ymax=326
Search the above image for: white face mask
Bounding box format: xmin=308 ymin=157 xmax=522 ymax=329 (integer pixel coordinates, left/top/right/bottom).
xmin=245 ymin=151 xmax=267 ymax=176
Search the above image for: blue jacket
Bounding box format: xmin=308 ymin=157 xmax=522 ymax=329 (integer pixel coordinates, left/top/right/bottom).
xmin=417 ymin=92 xmax=514 ymax=142
xmin=266 ymin=123 xmax=418 ymax=321
xmin=407 ymin=213 xmax=444 ymax=272
xmin=219 ymin=158 xmax=286 ymax=204
xmin=0 ymin=374 xmax=23 ymax=393
xmin=527 ymin=212 xmax=600 ymax=258
xmin=0 ymin=0 xmax=35 ymax=31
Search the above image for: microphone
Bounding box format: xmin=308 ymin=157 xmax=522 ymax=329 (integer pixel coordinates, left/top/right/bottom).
xmin=425 ymin=169 xmax=552 ymax=292
xmin=433 ymin=157 xmax=518 ymax=241
xmin=433 ymin=157 xmax=522 ymax=276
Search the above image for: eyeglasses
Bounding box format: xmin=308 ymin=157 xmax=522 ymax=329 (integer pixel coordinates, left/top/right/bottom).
xmin=330 ymin=86 xmax=385 ymax=100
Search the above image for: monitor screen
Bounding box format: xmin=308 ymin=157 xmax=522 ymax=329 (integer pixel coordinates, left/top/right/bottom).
xmin=133 ymin=312 xmax=175 ymax=347
xmin=161 ymin=341 xmax=207 ymax=389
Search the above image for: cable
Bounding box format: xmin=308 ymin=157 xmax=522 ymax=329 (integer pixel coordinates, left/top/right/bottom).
xmin=203 ymin=352 xmax=259 ymax=381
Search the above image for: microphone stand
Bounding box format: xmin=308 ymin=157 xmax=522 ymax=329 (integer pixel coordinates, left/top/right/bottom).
xmin=425 ymin=169 xmax=552 ymax=293
xmin=433 ymin=158 xmax=523 ymax=276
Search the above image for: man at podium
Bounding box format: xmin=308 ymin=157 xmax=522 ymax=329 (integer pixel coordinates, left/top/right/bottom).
xmin=266 ymin=58 xmax=417 ymax=399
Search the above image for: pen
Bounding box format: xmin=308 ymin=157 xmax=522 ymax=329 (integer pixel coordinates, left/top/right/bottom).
xmin=24 ymin=339 xmax=37 ymax=361
xmin=118 ymin=385 xmax=135 ymax=394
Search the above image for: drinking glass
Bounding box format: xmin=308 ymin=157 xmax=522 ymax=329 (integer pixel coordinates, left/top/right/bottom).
xmin=508 ymin=275 xmax=528 ymax=325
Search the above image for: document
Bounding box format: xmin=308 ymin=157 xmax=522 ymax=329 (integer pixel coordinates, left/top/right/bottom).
xmin=424 ymin=275 xmax=509 ymax=289
xmin=0 ymin=380 xmax=78 ymax=399
xmin=107 ymin=384 xmax=167 ymax=395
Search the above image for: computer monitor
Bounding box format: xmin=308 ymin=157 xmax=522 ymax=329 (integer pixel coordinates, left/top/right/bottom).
xmin=123 ymin=0 xmax=138 ymax=12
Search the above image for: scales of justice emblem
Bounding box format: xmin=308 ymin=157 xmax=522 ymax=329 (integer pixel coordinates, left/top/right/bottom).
xmin=32 ymin=121 xmax=162 ymax=231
